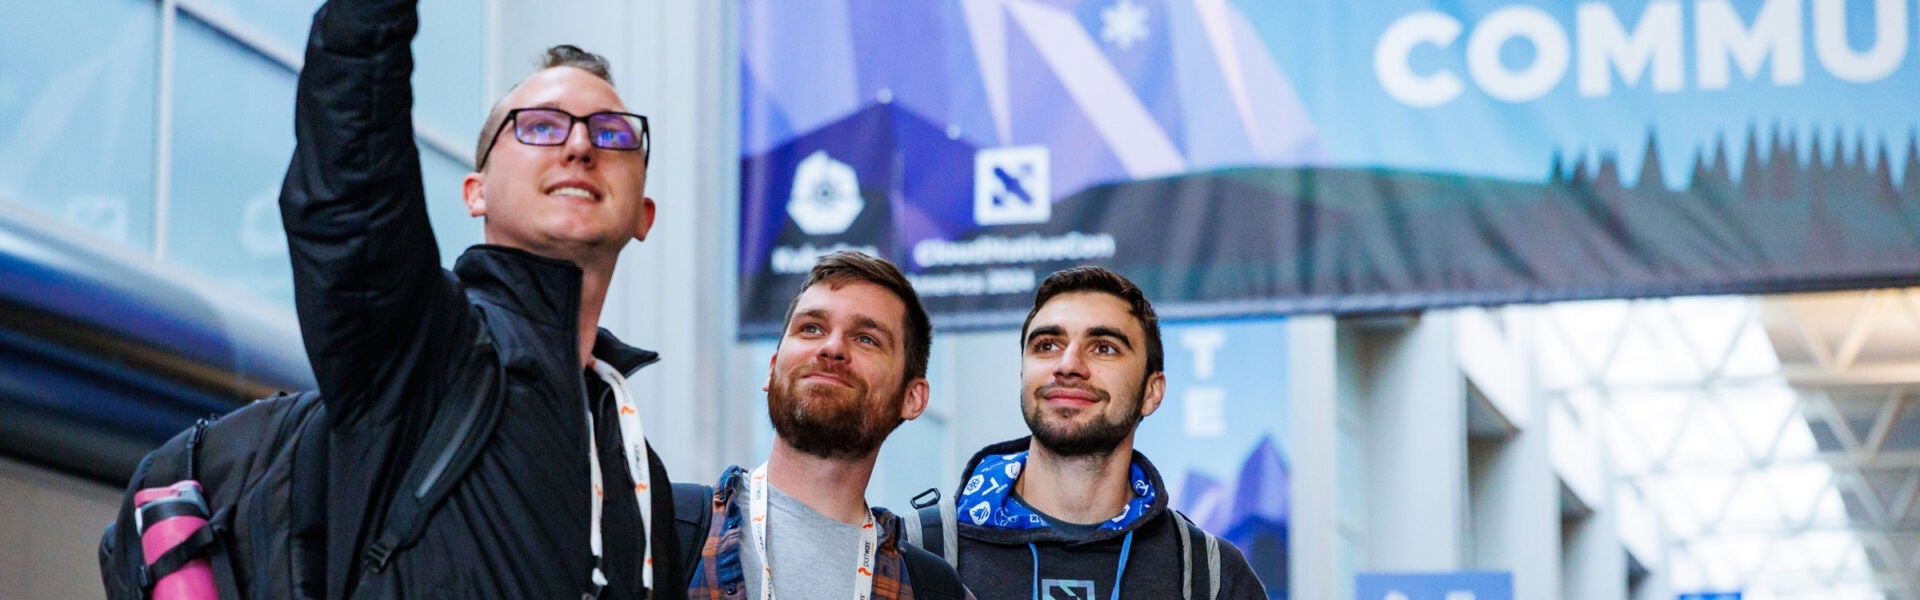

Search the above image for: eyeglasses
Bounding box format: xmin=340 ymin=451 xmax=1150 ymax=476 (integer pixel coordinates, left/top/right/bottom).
xmin=476 ymin=108 xmax=650 ymax=170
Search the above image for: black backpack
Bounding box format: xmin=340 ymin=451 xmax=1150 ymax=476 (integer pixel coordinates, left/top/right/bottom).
xmin=904 ymin=488 xmax=1223 ymax=600
xmin=99 ymin=334 xmax=504 ymax=600
xmin=669 ymin=484 xmax=967 ymax=600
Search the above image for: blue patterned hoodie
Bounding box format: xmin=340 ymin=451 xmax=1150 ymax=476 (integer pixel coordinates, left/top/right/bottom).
xmin=949 ymin=437 xmax=1269 ymax=599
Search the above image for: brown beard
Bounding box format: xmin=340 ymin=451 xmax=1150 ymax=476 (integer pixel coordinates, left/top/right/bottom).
xmin=767 ymin=360 xmax=905 ymax=460
xmin=1024 ymin=382 xmax=1143 ymax=457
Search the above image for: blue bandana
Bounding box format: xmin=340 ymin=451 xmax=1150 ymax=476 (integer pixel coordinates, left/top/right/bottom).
xmin=957 ymin=451 xmax=1156 ymax=531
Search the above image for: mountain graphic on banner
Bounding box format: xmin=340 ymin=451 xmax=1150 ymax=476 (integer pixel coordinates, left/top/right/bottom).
xmin=1173 ymin=434 xmax=1288 ymax=597
xmin=1553 ymin=126 xmax=1920 ymax=200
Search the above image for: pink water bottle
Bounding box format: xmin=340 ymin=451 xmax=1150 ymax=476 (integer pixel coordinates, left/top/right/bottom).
xmin=134 ymin=481 xmax=217 ymax=600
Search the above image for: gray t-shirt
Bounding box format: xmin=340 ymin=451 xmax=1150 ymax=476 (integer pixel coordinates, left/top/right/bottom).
xmin=739 ymin=480 xmax=865 ymax=599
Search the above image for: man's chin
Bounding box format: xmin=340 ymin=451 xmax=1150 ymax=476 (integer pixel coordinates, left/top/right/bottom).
xmin=1027 ymin=413 xmax=1134 ymax=457
xmin=778 ymin=421 xmax=885 ymax=460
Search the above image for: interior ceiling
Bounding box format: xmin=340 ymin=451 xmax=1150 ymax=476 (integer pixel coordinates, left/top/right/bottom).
xmin=1762 ymin=289 xmax=1920 ymax=598
xmin=1532 ymin=290 xmax=1920 ymax=599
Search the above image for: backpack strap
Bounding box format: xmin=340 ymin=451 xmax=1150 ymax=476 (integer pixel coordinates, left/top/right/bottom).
xmin=137 ymin=520 xmax=219 ymax=590
xmin=1173 ymin=511 xmax=1220 ymax=600
xmin=899 ymin=539 xmax=967 ymax=600
xmin=672 ymin=482 xmax=716 ymax=583
xmin=1176 ymin=512 xmax=1194 ymax=599
xmin=136 ymin=507 xmax=241 ymax=597
xmin=363 ymin=328 xmax=506 ymax=573
xmin=1204 ymin=526 xmax=1221 ymax=599
xmin=907 ymin=487 xmax=959 ymax=569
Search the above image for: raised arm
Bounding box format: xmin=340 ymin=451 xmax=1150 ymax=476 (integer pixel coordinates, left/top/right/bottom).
xmin=279 ymin=0 xmax=464 ymax=426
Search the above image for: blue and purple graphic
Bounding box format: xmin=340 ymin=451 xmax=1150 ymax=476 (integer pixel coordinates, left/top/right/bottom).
xmin=1135 ymin=318 xmax=1291 ymax=598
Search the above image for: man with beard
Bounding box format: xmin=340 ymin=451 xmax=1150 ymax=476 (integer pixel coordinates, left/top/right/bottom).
xmin=944 ymin=266 xmax=1267 ymax=599
xmin=685 ymin=251 xmax=970 ymax=600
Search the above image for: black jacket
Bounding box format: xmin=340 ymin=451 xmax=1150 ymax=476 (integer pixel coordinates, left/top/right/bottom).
xmin=951 ymin=438 xmax=1266 ymax=599
xmin=280 ymin=1 xmax=681 ymax=597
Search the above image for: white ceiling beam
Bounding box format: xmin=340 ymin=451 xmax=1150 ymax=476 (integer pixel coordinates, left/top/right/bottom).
xmin=1784 ymin=364 xmax=1920 ymax=387
xmin=1834 ymin=291 xmax=1889 ymax=372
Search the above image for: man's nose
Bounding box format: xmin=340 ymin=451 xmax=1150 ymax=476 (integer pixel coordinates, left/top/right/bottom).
xmin=563 ymin=120 xmax=595 ymax=161
xmin=816 ymin=332 xmax=849 ymax=361
xmin=1053 ymin=344 xmax=1089 ymax=379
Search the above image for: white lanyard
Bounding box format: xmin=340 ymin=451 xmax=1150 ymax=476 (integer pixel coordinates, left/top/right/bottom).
xmin=747 ymin=463 xmax=878 ymax=600
xmin=586 ymin=360 xmax=654 ymax=593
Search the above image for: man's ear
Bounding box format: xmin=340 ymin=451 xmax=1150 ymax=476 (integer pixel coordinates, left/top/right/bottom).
xmin=462 ymin=172 xmax=487 ymax=217
xmin=762 ymin=351 xmax=776 ymax=393
xmin=1139 ymin=372 xmax=1167 ymax=418
xmin=633 ymin=196 xmax=658 ymax=241
xmin=900 ymin=378 xmax=931 ymax=421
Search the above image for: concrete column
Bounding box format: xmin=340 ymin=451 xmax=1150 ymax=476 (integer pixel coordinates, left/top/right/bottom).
xmin=1462 ymin=307 xmax=1563 ymax=600
xmin=1562 ymin=505 xmax=1626 ymax=600
xmin=940 ymin=330 xmax=1029 ymax=473
xmin=1467 ymin=406 xmax=1561 ymax=600
xmin=1360 ymin=314 xmax=1468 ymax=571
xmin=1288 ymin=315 xmax=1341 ymax=600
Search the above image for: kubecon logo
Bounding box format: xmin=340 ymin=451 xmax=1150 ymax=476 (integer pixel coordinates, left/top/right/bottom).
xmin=788 ymin=150 xmax=863 ymax=235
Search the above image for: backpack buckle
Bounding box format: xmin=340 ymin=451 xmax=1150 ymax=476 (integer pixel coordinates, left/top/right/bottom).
xmin=364 ymin=542 xmax=396 ymax=573
xmin=911 ymin=488 xmax=940 ymax=510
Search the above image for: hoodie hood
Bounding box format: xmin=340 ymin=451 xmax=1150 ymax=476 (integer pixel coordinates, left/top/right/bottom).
xmin=953 ymin=437 xmax=1170 ymax=546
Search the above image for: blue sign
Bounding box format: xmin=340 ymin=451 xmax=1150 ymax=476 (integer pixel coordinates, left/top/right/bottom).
xmin=1356 ymin=571 xmax=1513 ymax=600
xmin=1677 ymin=593 xmax=1742 ymax=600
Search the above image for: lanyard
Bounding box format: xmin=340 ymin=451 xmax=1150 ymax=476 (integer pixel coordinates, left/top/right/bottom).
xmin=747 ymin=463 xmax=877 ymax=600
xmin=587 ymin=360 xmax=654 ymax=594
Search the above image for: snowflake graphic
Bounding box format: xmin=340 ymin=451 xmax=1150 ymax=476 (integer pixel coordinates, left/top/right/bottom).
xmin=1100 ymin=0 xmax=1149 ymax=50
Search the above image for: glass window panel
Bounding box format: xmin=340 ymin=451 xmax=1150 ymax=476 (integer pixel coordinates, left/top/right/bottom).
xmin=170 ymin=15 xmax=481 ymax=308
xmin=167 ymin=15 xmax=298 ymax=305
xmin=419 ymin=142 xmax=482 ymax=261
xmin=185 ymin=0 xmax=322 ymax=56
xmin=188 ymin=0 xmax=483 ymax=166
xmin=0 ymin=0 xmax=156 ymax=249
xmin=415 ymin=0 xmax=486 ymax=155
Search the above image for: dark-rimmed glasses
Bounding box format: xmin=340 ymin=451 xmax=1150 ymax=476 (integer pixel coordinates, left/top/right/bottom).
xmin=476 ymin=108 xmax=650 ymax=170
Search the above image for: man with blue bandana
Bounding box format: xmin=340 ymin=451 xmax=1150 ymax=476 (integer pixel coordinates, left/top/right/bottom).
xmin=948 ymin=266 xmax=1266 ymax=599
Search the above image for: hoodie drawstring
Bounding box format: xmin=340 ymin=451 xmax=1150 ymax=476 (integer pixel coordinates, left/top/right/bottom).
xmin=1028 ymin=531 xmax=1137 ymax=600
xmin=1110 ymin=531 xmax=1134 ymax=600
xmin=1028 ymin=543 xmax=1041 ymax=600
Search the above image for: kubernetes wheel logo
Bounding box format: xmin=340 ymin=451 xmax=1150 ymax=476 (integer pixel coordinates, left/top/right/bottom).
xmin=788 ymin=150 xmax=864 ymax=235
xmin=965 ymin=475 xmax=985 ymax=495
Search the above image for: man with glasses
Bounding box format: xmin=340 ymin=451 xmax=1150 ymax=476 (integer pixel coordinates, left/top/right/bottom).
xmin=280 ymin=0 xmax=679 ymax=597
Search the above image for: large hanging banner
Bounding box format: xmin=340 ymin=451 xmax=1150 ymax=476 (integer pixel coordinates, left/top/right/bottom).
xmin=1134 ymin=318 xmax=1291 ymax=598
xmin=739 ymin=0 xmax=1920 ymax=334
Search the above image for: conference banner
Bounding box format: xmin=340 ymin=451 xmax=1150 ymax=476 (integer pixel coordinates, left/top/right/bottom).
xmin=1135 ymin=318 xmax=1292 ymax=598
xmin=739 ymin=0 xmax=1920 ymax=334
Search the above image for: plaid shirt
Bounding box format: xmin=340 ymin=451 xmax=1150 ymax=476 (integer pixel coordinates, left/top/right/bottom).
xmin=687 ymin=465 xmax=961 ymax=600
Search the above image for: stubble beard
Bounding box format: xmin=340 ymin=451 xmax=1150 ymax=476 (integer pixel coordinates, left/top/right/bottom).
xmin=767 ymin=361 xmax=904 ymax=460
xmin=1023 ymin=382 xmax=1144 ymax=458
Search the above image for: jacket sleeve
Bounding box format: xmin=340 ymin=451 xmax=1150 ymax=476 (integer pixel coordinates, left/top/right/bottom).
xmin=1213 ymin=540 xmax=1272 ymax=600
xmin=279 ymin=0 xmax=466 ymax=427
